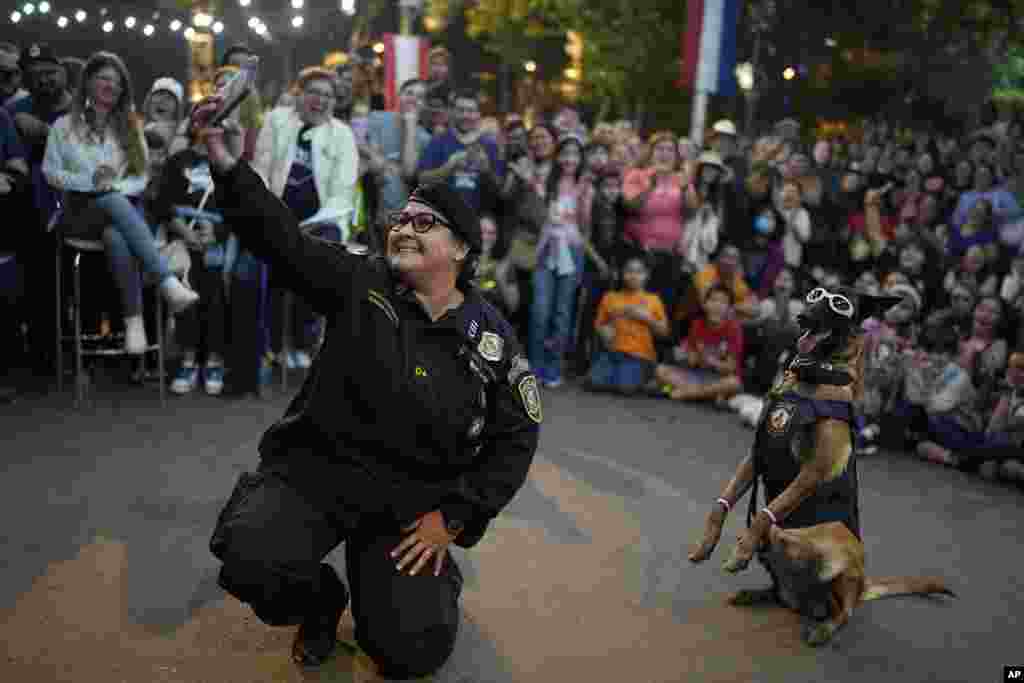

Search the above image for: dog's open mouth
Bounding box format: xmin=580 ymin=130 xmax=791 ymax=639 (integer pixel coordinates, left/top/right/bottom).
xmin=797 ymin=328 xmax=832 ymax=356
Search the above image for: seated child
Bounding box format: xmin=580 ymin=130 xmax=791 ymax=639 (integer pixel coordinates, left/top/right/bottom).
xmin=922 ymin=351 xmax=1024 ymax=482
xmin=655 ymin=284 xmax=744 ymax=402
xmin=585 ymin=255 xmax=669 ymax=394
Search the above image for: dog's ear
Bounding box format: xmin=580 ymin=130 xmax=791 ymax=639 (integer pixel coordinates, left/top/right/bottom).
xmin=856 ymin=294 xmax=903 ymax=322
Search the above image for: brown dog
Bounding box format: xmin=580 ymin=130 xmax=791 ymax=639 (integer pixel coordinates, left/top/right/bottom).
xmin=690 ymin=287 xmax=956 ymax=646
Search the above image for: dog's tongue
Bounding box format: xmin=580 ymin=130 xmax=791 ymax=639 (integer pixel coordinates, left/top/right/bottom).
xmin=797 ymin=330 xmax=829 ymax=355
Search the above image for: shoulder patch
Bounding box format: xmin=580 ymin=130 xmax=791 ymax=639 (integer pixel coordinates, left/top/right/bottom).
xmin=518 ymin=374 xmax=543 ymax=424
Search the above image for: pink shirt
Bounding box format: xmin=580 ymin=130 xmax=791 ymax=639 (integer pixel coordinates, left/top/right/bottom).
xmin=622 ymin=167 xmax=685 ymax=251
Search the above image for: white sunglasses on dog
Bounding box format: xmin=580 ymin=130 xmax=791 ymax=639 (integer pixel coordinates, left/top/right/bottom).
xmin=806 ymin=287 xmax=854 ymax=318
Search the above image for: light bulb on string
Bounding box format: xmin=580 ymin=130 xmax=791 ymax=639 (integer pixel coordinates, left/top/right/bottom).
xmin=184 ymin=27 xmax=196 ymax=40
xmin=292 ymin=15 xmax=304 ymax=28
xmin=22 ymin=4 xmax=35 ymax=16
xmin=10 ymin=11 xmax=22 ymax=23
xmin=39 ymin=2 xmax=50 ymax=14
xmin=213 ymin=21 xmax=224 ymax=34
xmin=239 ymin=0 xmax=251 ymax=6
xmin=57 ymin=15 xmax=68 ymax=28
xmin=292 ymin=0 xmax=304 ymax=8
xmin=143 ymin=24 xmax=154 ymax=36
xmin=75 ymin=10 xmax=86 ymax=22
xmin=170 ymin=19 xmax=182 ymax=31
xmin=102 ymin=20 xmax=114 ymax=32
xmin=124 ymin=16 xmax=136 ymax=29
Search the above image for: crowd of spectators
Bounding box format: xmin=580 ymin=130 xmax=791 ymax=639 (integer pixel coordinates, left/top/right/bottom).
xmin=0 ymin=37 xmax=1022 ymax=488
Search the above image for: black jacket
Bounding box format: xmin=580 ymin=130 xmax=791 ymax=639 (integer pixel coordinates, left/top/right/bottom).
xmin=212 ymin=161 xmax=541 ymax=548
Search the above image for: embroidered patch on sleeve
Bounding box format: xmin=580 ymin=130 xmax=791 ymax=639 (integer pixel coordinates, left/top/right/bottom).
xmin=518 ymin=374 xmax=542 ymax=424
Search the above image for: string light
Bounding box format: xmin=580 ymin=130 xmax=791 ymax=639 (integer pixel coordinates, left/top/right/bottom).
xmin=143 ymin=23 xmax=154 ymax=36
xmin=291 ymin=0 xmax=304 ymax=8
xmin=341 ymin=0 xmax=355 ymax=16
xmin=212 ymin=20 xmax=224 ymax=34
xmin=57 ymin=15 xmax=68 ymax=27
xmin=124 ymin=16 xmax=136 ymax=29
xmin=102 ymin=20 xmax=114 ymax=32
xmin=9 ymin=4 xmax=246 ymax=43
xmin=22 ymin=4 xmax=35 ymax=16
xmin=239 ymin=0 xmax=251 ymax=6
xmin=183 ymin=26 xmax=196 ymax=40
xmin=247 ymin=17 xmax=259 ymax=28
xmin=292 ymin=15 xmax=304 ymax=28
xmin=39 ymin=2 xmax=50 ymax=14
xmin=170 ymin=18 xmax=181 ymax=31
xmin=75 ymin=9 xmax=86 ymax=22
xmin=10 ymin=11 xmax=22 ymax=23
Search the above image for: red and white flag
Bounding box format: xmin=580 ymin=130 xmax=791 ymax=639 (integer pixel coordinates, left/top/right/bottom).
xmin=383 ymin=33 xmax=431 ymax=111
xmin=680 ymin=0 xmax=740 ymax=96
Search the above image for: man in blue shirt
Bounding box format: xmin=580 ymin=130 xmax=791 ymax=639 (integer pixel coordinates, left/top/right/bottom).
xmin=416 ymin=88 xmax=501 ymax=213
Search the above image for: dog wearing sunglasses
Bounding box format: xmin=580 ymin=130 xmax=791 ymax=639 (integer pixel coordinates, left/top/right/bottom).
xmin=689 ymin=286 xmax=955 ymax=647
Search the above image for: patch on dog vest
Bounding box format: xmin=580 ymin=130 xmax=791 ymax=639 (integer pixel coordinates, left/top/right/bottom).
xmin=765 ymin=402 xmax=796 ymax=437
xmin=518 ymin=374 xmax=542 ymax=424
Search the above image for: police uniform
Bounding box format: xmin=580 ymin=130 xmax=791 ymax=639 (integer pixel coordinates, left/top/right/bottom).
xmin=208 ymin=162 xmax=541 ymax=678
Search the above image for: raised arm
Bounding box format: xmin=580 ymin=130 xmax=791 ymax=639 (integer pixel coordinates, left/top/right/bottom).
xmin=209 ymin=136 xmax=364 ymax=315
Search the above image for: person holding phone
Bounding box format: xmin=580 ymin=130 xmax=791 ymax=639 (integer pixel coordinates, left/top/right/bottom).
xmin=192 ymin=94 xmax=540 ymax=678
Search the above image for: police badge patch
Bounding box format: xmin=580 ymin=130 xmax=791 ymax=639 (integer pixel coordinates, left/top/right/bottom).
xmin=518 ymin=375 xmax=542 ymax=424
xmin=766 ymin=402 xmax=795 ymax=436
xmin=478 ymin=332 xmax=504 ymax=362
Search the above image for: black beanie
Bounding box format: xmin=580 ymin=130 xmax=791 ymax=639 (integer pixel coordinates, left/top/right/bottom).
xmin=408 ymin=183 xmax=482 ymax=254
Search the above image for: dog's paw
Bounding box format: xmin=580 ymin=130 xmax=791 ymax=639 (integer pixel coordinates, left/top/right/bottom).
xmin=722 ymin=544 xmax=753 ymax=574
xmin=727 ymin=588 xmax=778 ymax=607
xmin=803 ymin=621 xmax=836 ymax=647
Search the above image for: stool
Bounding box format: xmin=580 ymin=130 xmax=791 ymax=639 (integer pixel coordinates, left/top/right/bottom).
xmin=53 ymin=215 xmax=166 ymax=408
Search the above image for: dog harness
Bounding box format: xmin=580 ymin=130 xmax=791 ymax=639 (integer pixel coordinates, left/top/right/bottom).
xmin=747 ymin=390 xmax=862 ymax=541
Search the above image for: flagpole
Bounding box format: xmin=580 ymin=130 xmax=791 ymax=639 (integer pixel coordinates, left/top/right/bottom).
xmin=691 ymin=90 xmax=709 ymax=149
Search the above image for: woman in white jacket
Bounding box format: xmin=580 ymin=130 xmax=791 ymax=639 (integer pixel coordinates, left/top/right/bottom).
xmin=252 ymin=66 xmax=359 ymax=369
xmin=43 ymin=52 xmax=197 ymax=353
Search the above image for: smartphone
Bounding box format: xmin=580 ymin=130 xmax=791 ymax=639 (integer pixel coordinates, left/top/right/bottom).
xmin=203 ymin=56 xmax=259 ymax=129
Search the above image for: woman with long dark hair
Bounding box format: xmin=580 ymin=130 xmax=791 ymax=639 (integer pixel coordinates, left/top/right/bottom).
xmin=528 ymin=135 xmax=592 ymax=387
xmin=43 ymin=51 xmax=197 ymax=353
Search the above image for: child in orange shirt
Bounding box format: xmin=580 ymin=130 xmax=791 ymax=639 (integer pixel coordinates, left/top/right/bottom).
xmin=655 ymin=284 xmax=744 ymax=402
xmin=584 ymin=255 xmax=669 ymax=394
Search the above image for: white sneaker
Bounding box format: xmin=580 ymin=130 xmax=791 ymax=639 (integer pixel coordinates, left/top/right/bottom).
xmin=124 ymin=315 xmax=148 ymax=354
xmin=293 ymin=350 xmax=313 ymax=369
xmin=159 ymin=276 xmax=199 ymax=314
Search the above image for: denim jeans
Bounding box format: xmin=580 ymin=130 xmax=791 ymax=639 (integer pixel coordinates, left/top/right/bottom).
xmin=588 ymin=351 xmax=651 ymax=391
xmin=529 ymin=253 xmax=581 ymax=382
xmin=94 ymin=192 xmax=171 ymax=283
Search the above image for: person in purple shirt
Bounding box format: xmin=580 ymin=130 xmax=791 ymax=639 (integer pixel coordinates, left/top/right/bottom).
xmin=0 ymin=105 xmax=29 ymax=403
xmin=415 ymin=88 xmax=502 ymax=214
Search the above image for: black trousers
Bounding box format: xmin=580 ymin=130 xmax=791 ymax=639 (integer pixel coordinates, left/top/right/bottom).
xmin=209 ymin=461 xmax=462 ymax=680
xmin=174 ymin=256 xmax=227 ymax=359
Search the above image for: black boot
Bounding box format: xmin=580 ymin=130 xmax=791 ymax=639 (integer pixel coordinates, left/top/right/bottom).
xmin=292 ymin=563 xmax=349 ymax=666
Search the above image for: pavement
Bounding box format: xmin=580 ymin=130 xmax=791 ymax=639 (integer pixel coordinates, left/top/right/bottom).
xmin=1 ymin=372 xmax=1022 ymax=683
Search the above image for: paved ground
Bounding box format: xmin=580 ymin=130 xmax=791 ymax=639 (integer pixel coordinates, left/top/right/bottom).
xmin=1 ymin=371 xmax=1022 ymax=683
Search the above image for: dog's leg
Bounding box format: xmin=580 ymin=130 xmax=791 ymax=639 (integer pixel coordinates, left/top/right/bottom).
xmin=690 ymin=453 xmax=755 ymax=564
xmin=804 ymin=573 xmax=861 ymax=647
